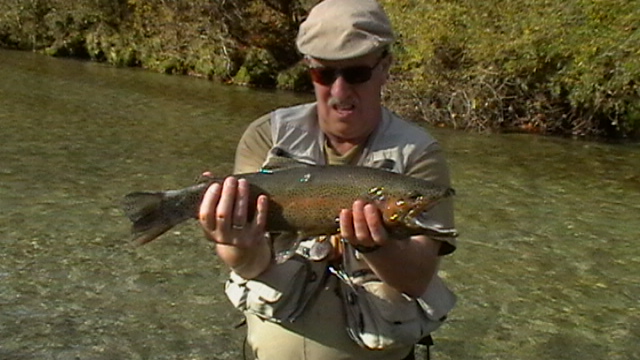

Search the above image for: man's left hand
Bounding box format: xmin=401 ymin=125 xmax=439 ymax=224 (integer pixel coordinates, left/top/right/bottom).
xmin=339 ymin=199 xmax=389 ymax=250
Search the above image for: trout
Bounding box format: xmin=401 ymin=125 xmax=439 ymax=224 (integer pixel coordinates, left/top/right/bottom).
xmin=121 ymin=165 xmax=457 ymax=261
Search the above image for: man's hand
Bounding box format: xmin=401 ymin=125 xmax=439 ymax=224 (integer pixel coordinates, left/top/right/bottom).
xmin=339 ymin=199 xmax=390 ymax=250
xmin=340 ymin=199 xmax=441 ymax=297
xmin=198 ymin=175 xmax=271 ymax=278
xmin=199 ymin=176 xmax=268 ymax=247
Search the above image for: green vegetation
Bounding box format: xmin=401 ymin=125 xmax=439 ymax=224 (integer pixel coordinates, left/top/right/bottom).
xmin=382 ymin=0 xmax=640 ymax=138
xmin=0 ymin=0 xmax=307 ymax=81
xmin=1 ymin=0 xmax=638 ymax=139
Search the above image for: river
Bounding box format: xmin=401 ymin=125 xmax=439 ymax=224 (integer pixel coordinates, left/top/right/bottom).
xmin=1 ymin=49 xmax=638 ymax=360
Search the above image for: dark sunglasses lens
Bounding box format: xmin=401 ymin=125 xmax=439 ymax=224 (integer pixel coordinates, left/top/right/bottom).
xmin=313 ymin=68 xmax=338 ymax=85
xmin=342 ymin=66 xmax=372 ymax=84
xmin=309 ymin=66 xmax=373 ymax=85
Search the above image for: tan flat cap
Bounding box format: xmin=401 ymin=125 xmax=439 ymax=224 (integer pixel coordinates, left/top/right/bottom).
xmin=296 ymin=0 xmax=395 ymax=60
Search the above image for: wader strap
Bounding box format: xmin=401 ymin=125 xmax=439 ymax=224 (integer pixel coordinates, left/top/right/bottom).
xmin=401 ymin=335 xmax=434 ymax=360
xmin=419 ymin=334 xmax=434 ymax=360
xmin=242 ymin=334 xmax=250 ymax=360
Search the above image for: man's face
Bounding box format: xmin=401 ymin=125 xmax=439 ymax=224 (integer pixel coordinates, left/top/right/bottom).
xmin=307 ymin=51 xmax=390 ymax=144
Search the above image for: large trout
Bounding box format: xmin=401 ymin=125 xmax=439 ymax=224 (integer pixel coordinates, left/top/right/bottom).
xmin=122 ymin=165 xmax=457 ymax=261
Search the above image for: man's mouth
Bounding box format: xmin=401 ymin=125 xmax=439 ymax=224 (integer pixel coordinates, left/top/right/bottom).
xmin=335 ymin=104 xmax=355 ymax=112
xmin=328 ymin=97 xmax=356 ymax=112
xmin=329 ymin=98 xmax=356 ymax=114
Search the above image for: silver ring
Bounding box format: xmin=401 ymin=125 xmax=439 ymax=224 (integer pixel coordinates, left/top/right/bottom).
xmin=232 ymin=224 xmax=244 ymax=230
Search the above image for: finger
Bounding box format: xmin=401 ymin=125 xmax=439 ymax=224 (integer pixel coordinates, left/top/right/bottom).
xmin=216 ymin=176 xmax=238 ymax=231
xmin=352 ymin=200 xmax=372 ymax=241
xmin=339 ymin=208 xmax=354 ymax=240
xmin=253 ymin=194 xmax=269 ymax=232
xmin=364 ymin=203 xmax=387 ymax=244
xmin=232 ymin=179 xmax=249 ymax=228
xmin=201 ymin=171 xmax=212 ymax=177
xmin=199 ymin=182 xmax=222 ymax=232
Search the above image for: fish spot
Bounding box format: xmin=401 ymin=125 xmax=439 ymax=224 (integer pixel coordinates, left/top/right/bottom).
xmin=368 ymin=187 xmax=386 ymax=201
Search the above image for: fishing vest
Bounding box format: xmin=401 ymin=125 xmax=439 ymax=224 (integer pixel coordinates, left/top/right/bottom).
xmin=263 ymin=102 xmax=439 ymax=171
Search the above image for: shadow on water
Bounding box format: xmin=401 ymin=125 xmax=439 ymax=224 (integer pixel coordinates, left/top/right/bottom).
xmin=1 ymin=49 xmax=638 ymax=360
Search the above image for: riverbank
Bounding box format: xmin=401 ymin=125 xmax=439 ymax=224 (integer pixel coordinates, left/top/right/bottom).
xmin=1 ymin=0 xmax=638 ymax=140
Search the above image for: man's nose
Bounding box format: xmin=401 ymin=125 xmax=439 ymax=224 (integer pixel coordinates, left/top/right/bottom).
xmin=330 ymin=75 xmax=352 ymax=98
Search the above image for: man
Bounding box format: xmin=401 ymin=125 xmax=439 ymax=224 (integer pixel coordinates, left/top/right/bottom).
xmin=198 ymin=0 xmax=457 ymax=359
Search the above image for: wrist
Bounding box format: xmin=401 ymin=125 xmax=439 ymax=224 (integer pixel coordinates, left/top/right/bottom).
xmin=216 ymin=239 xmax=270 ymax=273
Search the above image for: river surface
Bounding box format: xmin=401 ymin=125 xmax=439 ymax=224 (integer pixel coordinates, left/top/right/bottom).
xmin=1 ymin=49 xmax=639 ymax=360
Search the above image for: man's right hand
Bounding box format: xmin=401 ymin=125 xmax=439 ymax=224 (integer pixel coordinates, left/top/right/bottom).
xmin=198 ymin=176 xmax=271 ymax=278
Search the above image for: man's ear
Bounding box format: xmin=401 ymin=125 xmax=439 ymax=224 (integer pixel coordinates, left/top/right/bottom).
xmin=382 ymin=55 xmax=393 ymax=84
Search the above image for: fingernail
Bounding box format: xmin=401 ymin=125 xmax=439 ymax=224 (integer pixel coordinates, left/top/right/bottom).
xmin=225 ymin=177 xmax=237 ymax=186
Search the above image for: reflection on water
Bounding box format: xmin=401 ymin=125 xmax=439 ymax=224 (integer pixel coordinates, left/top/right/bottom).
xmin=1 ymin=49 xmax=638 ymax=360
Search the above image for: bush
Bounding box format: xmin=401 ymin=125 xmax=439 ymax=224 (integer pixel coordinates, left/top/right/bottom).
xmin=382 ymin=0 xmax=640 ymax=138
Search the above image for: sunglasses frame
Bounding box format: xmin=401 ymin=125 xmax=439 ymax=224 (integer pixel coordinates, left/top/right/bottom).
xmin=307 ymin=50 xmax=389 ymax=86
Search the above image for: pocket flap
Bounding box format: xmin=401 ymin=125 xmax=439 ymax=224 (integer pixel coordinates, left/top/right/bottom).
xmin=362 ymin=282 xmax=417 ymax=323
xmin=417 ymin=275 xmax=457 ymax=321
xmin=245 ymin=259 xmax=309 ymax=303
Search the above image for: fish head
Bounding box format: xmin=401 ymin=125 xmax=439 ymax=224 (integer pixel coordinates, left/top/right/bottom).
xmin=366 ymin=182 xmax=456 ymax=235
xmin=376 ymin=192 xmax=440 ymax=229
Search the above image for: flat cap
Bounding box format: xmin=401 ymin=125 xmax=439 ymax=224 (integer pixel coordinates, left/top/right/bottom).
xmin=296 ymin=0 xmax=395 ymax=60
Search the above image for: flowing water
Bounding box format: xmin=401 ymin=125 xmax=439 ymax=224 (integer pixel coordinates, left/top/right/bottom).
xmin=0 ymin=49 xmax=638 ymax=360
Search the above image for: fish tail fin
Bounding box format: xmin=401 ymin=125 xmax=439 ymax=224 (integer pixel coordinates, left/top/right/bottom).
xmin=121 ymin=192 xmax=180 ymax=246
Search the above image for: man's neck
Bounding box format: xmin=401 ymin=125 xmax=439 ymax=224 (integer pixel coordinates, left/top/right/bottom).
xmin=324 ymin=139 xmax=364 ymax=165
xmin=326 ymin=138 xmax=361 ymax=156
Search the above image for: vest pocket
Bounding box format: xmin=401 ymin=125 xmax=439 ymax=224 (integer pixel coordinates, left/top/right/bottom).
xmin=362 ymin=281 xmax=420 ymax=324
xmin=342 ymin=280 xmax=424 ymax=350
xmin=225 ymin=256 xmax=316 ymax=323
xmin=339 ymin=275 xmax=454 ymax=350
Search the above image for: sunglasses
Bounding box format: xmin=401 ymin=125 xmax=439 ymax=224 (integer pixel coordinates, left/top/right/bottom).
xmin=308 ymin=51 xmax=388 ymax=86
